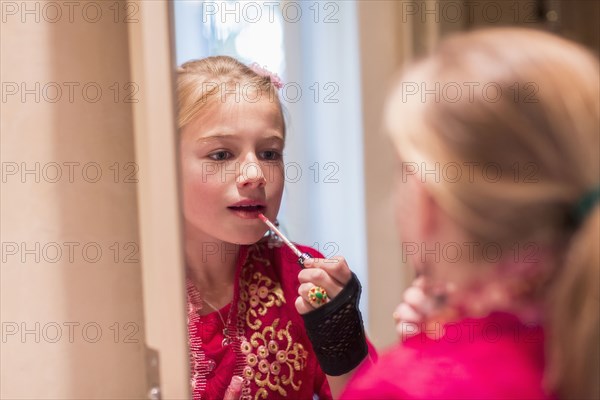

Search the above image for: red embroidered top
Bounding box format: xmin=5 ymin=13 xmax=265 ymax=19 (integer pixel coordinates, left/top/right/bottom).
xmin=187 ymin=240 xmax=333 ymax=400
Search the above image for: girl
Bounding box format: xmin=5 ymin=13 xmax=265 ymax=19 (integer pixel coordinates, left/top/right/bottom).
xmin=338 ymin=28 xmax=599 ymax=399
xmin=177 ymin=56 xmax=371 ymax=400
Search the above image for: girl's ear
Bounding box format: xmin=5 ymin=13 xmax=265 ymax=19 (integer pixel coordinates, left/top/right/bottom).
xmin=394 ymin=172 xmax=440 ymax=246
xmin=414 ymin=179 xmax=440 ymax=242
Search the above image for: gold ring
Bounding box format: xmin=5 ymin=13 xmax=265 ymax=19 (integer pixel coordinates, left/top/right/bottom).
xmin=308 ymin=286 xmax=328 ymax=306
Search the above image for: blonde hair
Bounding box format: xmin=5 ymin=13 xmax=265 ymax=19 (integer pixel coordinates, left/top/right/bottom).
xmin=386 ymin=28 xmax=599 ymax=399
xmin=176 ymin=55 xmax=284 ymax=131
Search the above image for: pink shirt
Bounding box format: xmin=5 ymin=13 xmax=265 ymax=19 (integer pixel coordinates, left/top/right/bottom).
xmin=341 ymin=312 xmax=554 ymax=400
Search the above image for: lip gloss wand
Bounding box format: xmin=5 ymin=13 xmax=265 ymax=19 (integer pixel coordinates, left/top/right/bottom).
xmin=258 ymin=213 xmax=312 ymax=266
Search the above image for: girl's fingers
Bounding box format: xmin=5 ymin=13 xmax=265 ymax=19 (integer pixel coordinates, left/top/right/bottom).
xmin=396 ymin=321 xmax=421 ymax=341
xmin=298 ymin=266 xmax=344 ymax=298
xmin=302 ymin=256 xmax=352 ymax=286
xmin=393 ymin=277 xmax=430 ymax=341
xmin=295 ymin=255 xmax=353 ymax=314
xmin=403 ymin=285 xmax=426 ymax=304
xmin=393 ymin=302 xmax=423 ymax=323
xmin=297 ymin=282 xmax=334 ymax=308
xmin=413 ymin=275 xmax=425 ymax=288
xmin=294 ymin=295 xmax=316 ymax=315
xmin=223 ymin=376 xmax=243 ymax=400
xmin=403 ymin=286 xmax=434 ymax=315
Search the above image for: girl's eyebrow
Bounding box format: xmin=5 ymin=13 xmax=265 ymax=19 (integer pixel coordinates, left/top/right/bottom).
xmin=195 ymin=134 xmax=236 ymax=143
xmin=195 ymin=134 xmax=284 ymax=144
xmin=261 ymin=135 xmax=285 ymax=144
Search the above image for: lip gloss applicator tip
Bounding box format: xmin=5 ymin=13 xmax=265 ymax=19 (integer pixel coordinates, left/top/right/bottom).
xmin=257 ymin=213 xmax=312 ymax=266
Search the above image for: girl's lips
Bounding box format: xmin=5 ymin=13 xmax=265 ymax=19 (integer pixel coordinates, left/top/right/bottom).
xmin=227 ymin=205 xmax=266 ymax=219
xmin=229 ymin=199 xmax=267 ymax=208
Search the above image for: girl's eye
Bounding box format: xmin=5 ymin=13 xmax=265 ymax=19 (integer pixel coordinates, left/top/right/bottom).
xmin=259 ymin=150 xmax=282 ymax=161
xmin=208 ymin=151 xmax=232 ymax=161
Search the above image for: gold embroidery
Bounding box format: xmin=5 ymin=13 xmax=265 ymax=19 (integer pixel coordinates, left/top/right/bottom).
xmin=238 ymin=245 xmax=308 ymax=399
xmin=241 ymin=268 xmax=285 ymax=330
xmin=240 ymin=319 xmax=308 ymax=399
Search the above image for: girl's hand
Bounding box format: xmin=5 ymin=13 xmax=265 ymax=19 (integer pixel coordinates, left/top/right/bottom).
xmin=393 ymin=276 xmax=432 ymax=341
xmin=223 ymin=376 xmax=243 ymax=400
xmin=294 ymin=255 xmax=369 ymax=382
xmin=295 ymin=256 xmax=353 ymax=314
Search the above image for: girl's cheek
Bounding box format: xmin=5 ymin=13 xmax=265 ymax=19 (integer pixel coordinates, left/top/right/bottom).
xmin=183 ymin=164 xmax=219 ymax=193
xmin=193 ymin=161 xmax=227 ymax=183
xmin=257 ymin=162 xmax=279 ymax=182
xmin=269 ymin=163 xmax=285 ymax=183
xmin=269 ymin=171 xmax=284 ymax=187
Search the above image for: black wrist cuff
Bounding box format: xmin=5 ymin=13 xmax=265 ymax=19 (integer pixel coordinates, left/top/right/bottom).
xmin=301 ymin=273 xmax=368 ymax=376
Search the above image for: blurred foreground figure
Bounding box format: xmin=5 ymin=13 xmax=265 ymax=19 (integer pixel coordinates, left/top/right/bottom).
xmin=342 ymin=27 xmax=599 ymax=400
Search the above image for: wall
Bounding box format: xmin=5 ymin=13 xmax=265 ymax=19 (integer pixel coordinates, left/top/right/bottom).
xmin=1 ymin=1 xmax=147 ymax=397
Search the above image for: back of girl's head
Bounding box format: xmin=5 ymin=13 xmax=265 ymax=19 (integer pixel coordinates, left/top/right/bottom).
xmin=176 ymin=55 xmax=284 ymax=131
xmin=386 ymin=27 xmax=599 ymax=399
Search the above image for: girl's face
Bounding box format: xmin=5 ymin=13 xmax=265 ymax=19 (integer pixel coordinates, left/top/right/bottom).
xmin=394 ymin=157 xmax=489 ymax=303
xmin=180 ymin=96 xmax=285 ymax=245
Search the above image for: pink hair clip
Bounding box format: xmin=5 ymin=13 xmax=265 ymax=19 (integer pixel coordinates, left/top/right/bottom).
xmin=249 ymin=62 xmax=284 ymax=89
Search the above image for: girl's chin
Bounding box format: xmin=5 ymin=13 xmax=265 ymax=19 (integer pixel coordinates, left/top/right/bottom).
xmin=223 ymin=228 xmax=269 ymax=245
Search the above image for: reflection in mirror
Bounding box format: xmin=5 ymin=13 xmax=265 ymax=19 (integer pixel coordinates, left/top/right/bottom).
xmin=172 ymin=1 xmax=369 ymax=398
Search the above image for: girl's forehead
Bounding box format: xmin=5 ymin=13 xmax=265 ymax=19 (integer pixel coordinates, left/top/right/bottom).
xmin=212 ymin=96 xmax=279 ymax=115
xmin=184 ymin=98 xmax=285 ymax=141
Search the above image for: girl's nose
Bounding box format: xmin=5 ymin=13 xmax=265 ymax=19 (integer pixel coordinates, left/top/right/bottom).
xmin=236 ymin=159 xmax=267 ymax=189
